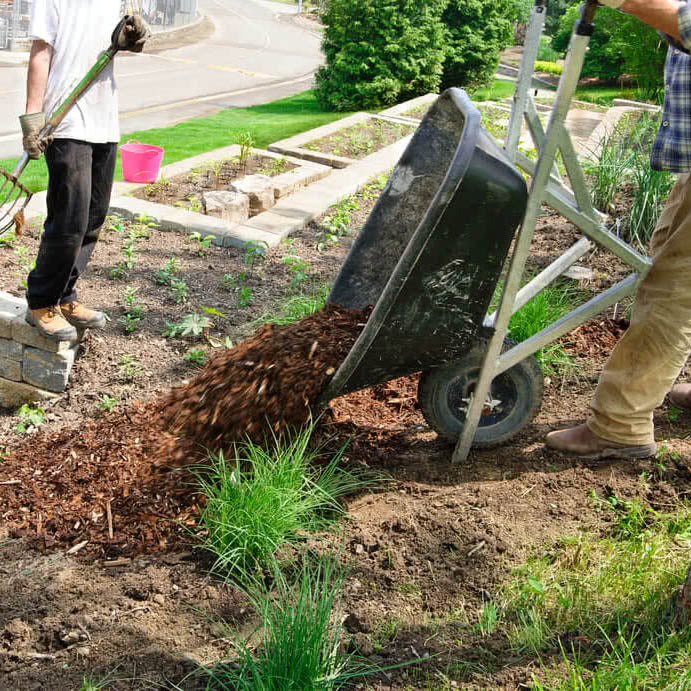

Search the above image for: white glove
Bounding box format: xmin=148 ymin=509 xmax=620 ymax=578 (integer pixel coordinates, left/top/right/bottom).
xmin=598 ymin=0 xmax=626 ymax=8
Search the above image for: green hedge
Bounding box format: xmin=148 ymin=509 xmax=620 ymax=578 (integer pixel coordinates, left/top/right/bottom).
xmin=314 ymin=0 xmax=447 ymax=111
xmin=440 ymin=0 xmax=514 ymax=92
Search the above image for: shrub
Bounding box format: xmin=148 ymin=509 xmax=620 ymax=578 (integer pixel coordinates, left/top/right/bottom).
xmin=553 ymin=4 xmax=665 ymax=98
xmin=440 ymin=0 xmax=514 ymax=92
xmin=315 ymin=0 xmax=447 ymax=111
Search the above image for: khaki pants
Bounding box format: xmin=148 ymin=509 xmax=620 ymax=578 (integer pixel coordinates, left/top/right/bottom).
xmin=588 ymin=173 xmax=691 ymax=445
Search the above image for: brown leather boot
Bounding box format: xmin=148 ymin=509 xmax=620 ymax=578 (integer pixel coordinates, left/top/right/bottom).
xmin=545 ymin=423 xmax=657 ymax=460
xmin=25 ymin=306 xmax=78 ymax=342
xmin=60 ymin=300 xmax=106 ymax=329
xmin=669 ymin=384 xmax=691 ymax=411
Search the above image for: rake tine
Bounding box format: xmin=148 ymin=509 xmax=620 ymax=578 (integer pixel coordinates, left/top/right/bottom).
xmin=0 ymin=163 xmax=32 ymax=238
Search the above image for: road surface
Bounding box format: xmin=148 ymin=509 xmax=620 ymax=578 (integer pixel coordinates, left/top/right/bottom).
xmin=0 ymin=0 xmax=322 ymax=159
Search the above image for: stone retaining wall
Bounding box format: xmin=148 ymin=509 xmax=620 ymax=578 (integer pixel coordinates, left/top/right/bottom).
xmin=0 ymin=293 xmax=78 ymax=407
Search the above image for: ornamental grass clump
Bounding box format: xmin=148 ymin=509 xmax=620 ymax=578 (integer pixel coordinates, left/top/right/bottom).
xmin=192 ymin=426 xmax=368 ymax=580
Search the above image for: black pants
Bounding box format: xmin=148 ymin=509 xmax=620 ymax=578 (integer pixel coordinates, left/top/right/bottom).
xmin=26 ymin=138 xmax=117 ymax=310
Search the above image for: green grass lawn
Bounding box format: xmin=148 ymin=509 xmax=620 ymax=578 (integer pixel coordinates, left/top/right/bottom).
xmin=1 ymin=91 xmax=355 ymax=194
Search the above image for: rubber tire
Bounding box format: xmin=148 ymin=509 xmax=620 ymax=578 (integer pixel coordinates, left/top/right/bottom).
xmin=418 ymin=340 xmax=544 ymax=448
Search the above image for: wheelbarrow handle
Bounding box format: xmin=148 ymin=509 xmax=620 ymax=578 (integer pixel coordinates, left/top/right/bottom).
xmin=577 ymin=0 xmax=600 ymax=36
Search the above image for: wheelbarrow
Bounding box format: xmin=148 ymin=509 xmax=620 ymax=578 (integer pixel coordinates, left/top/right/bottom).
xmin=319 ymin=87 xmax=539 ymax=446
xmin=321 ymin=0 xmax=651 ymax=461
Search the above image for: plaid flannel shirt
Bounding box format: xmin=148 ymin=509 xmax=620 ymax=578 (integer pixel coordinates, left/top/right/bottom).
xmin=651 ymin=3 xmax=691 ymax=171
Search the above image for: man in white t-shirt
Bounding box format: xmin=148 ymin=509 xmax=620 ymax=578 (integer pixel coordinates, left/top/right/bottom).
xmin=20 ymin=1 xmax=148 ymax=341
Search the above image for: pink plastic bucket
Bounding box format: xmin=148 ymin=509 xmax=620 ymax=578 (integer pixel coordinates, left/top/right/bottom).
xmin=120 ymin=139 xmax=164 ymax=183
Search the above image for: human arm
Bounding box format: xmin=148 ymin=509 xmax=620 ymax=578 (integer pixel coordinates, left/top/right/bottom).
xmin=26 ymin=39 xmax=51 ymax=113
xmin=21 ymin=39 xmax=53 ymax=160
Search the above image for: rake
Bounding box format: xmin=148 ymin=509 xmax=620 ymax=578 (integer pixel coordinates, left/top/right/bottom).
xmin=0 ymin=2 xmax=144 ymax=238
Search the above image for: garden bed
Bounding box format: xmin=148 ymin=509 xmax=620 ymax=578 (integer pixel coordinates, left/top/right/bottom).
xmin=130 ymin=153 xmax=298 ymax=215
xmin=303 ymin=117 xmax=414 ymax=160
xmin=0 ymin=161 xmax=689 ymax=689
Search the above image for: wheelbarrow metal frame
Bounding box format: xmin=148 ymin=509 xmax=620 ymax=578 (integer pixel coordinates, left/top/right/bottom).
xmin=453 ymin=0 xmax=653 ymax=461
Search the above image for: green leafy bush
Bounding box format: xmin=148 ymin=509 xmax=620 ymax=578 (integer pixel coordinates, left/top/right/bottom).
xmin=440 ymin=0 xmax=514 ymax=92
xmin=315 ymin=0 xmax=447 ymax=111
xmin=553 ymin=4 xmax=665 ymax=98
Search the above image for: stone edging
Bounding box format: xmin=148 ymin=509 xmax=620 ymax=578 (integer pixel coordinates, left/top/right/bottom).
xmin=0 ymin=292 xmax=78 ymax=405
xmin=109 ymin=135 xmax=411 ymax=249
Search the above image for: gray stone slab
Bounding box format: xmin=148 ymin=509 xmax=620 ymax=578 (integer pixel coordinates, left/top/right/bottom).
xmin=0 ymin=377 xmax=58 ymax=407
xmin=203 ymin=190 xmax=249 ymax=223
xmin=11 ymin=315 xmax=77 ymax=353
xmin=0 ymin=356 xmax=21 ymax=382
xmin=22 ymin=345 xmax=77 ymax=393
xmin=0 ymin=292 xmax=26 ymax=338
xmin=272 ymin=164 xmax=331 ymax=200
xmin=0 ymin=338 xmax=23 ymax=361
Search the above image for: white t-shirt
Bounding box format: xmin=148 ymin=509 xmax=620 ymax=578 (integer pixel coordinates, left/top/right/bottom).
xmin=29 ymin=0 xmax=121 ymax=143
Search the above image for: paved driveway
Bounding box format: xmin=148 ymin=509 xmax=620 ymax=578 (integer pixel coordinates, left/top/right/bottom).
xmin=0 ymin=0 xmax=322 ymax=159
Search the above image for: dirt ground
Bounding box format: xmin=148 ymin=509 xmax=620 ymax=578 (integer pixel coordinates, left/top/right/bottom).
xmin=0 ymin=173 xmax=689 ymax=689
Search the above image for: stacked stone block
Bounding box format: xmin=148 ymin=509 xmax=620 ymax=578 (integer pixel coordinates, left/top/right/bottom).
xmin=0 ymin=292 xmax=78 ymax=406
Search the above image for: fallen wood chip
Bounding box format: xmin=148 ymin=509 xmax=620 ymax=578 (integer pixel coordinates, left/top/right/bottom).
xmin=66 ymin=540 xmax=89 ymax=555
xmin=467 ymin=540 xmax=486 ymax=557
xmin=99 ymin=558 xmax=131 ymax=568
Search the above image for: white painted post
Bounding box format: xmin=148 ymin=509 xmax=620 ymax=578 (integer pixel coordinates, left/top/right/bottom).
xmin=298 ymin=0 xmax=303 ymax=14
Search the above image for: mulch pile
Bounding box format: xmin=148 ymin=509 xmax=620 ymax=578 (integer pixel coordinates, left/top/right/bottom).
xmin=0 ymin=401 xmax=199 ymax=559
xmin=0 ymin=304 xmax=371 ymax=558
xmin=561 ymin=318 xmax=629 ymax=359
xmin=157 ymin=303 xmax=371 ymax=466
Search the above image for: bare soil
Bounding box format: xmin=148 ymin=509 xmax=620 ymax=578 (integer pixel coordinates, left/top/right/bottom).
xmin=130 ymin=154 xmax=296 ymax=214
xmin=0 ymin=169 xmax=689 ymax=689
xmin=304 ymin=119 xmax=415 ymax=160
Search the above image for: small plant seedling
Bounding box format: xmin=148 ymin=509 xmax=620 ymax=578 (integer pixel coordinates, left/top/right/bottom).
xmin=242 ymin=240 xmax=268 ymax=272
xmin=155 ymin=257 xmax=180 ymax=286
xmin=14 ymin=404 xmax=46 ymax=435
xmin=237 ymin=286 xmax=253 ymax=309
xmin=236 ymin=130 xmax=254 ymax=170
xmin=282 ymin=254 xmax=310 ymax=291
xmin=174 ymin=195 xmax=203 ymax=214
xmin=97 ymin=394 xmax=118 ymax=413
xmin=184 ymin=348 xmax=207 ymax=366
xmin=0 ymin=447 xmax=9 ymax=461
xmin=118 ymin=355 xmax=142 ymax=381
xmin=188 ymin=231 xmax=215 ymax=256
xmin=109 ymin=263 xmax=128 ymax=281
xmin=104 ymin=215 xmax=125 ymax=233
xmin=118 ymin=287 xmax=145 ymax=333
xmin=170 ymin=278 xmax=189 ymax=304
xmin=164 ymin=313 xmax=213 ymax=340
xmin=0 ymin=231 xmax=16 ymax=248
xmin=221 ymin=273 xmax=240 ymax=292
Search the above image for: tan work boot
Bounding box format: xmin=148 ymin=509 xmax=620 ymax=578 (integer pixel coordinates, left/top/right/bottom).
xmin=669 ymin=384 xmax=691 ymax=411
xmin=545 ymin=423 xmax=657 ymax=460
xmin=60 ymin=300 xmax=106 ymax=330
xmin=25 ymin=306 xmax=78 ymax=342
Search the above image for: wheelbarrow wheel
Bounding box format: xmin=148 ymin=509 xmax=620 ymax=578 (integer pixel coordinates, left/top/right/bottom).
xmin=418 ymin=340 xmax=543 ymax=448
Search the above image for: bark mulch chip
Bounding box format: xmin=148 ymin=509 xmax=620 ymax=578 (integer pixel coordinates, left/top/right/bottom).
xmin=157 ymin=303 xmax=371 ymax=466
xmin=0 ymin=305 xmax=370 ymax=559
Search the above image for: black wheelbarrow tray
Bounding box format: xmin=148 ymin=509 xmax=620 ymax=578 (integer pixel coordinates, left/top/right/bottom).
xmin=319 ymin=88 xmax=545 ymax=448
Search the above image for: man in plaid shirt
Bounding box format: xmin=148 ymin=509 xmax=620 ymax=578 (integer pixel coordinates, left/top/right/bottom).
xmin=547 ymin=0 xmax=691 ymax=458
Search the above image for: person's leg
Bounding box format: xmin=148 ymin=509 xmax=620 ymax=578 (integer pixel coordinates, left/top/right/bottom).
xmin=60 ymin=141 xmax=117 ymax=306
xmin=546 ymin=174 xmax=691 ymax=457
xmin=588 ymin=173 xmax=691 ymax=443
xmin=24 ymin=139 xmax=93 ymax=340
xmin=26 ymin=139 xmax=92 ymax=309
